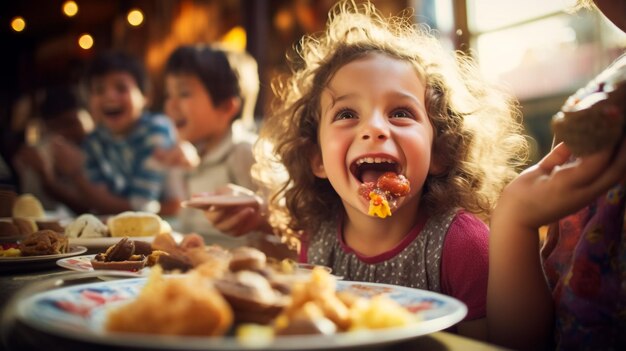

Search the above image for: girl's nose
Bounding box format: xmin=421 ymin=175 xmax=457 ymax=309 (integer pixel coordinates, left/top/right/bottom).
xmin=361 ymin=114 xmax=389 ymax=141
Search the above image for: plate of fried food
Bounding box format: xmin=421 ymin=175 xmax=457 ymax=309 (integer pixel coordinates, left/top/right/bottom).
xmin=0 ymin=229 xmax=87 ymax=273
xmin=12 ymin=244 xmax=467 ymax=350
xmin=0 ymin=193 xmax=67 ymax=244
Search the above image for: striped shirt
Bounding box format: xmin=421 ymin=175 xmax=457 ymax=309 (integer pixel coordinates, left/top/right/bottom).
xmin=82 ymin=113 xmax=176 ymax=212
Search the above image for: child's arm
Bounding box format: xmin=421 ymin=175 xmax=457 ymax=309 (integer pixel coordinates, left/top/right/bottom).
xmin=488 ymin=140 xmax=626 ymax=349
xmin=52 ymin=137 xmax=134 ymax=214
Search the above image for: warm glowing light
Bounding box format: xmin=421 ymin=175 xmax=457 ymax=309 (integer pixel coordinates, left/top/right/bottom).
xmin=78 ymin=34 xmax=94 ymax=49
xmin=127 ymin=9 xmax=144 ymax=26
xmin=63 ymin=1 xmax=78 ymax=17
xmin=11 ymin=17 xmax=26 ymax=32
xmin=221 ymin=26 xmax=247 ymax=52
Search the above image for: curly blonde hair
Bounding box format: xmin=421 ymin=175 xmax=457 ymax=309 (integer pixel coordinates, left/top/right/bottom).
xmin=253 ymin=0 xmax=529 ymax=241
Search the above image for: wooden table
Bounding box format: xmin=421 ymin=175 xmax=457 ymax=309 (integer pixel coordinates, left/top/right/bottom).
xmin=0 ymin=266 xmax=508 ymax=351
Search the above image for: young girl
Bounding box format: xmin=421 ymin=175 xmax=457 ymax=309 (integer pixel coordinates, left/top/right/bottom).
xmin=250 ymin=1 xmax=528 ymax=340
xmin=488 ymin=0 xmax=626 ymax=349
xmin=160 ymin=45 xmax=261 ymax=247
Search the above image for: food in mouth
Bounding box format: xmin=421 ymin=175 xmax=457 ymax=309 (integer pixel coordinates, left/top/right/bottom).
xmin=358 ymin=172 xmax=410 ymax=218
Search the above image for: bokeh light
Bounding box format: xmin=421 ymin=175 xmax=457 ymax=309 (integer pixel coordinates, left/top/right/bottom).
xmin=11 ymin=17 xmax=26 ymax=32
xmin=127 ymin=9 xmax=144 ymax=26
xmin=62 ymin=1 xmax=78 ymax=17
xmin=78 ymin=33 xmax=94 ymax=49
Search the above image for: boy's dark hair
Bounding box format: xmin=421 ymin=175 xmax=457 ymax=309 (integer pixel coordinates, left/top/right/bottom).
xmin=83 ymin=50 xmax=148 ymax=93
xmin=165 ymin=45 xmax=240 ymax=106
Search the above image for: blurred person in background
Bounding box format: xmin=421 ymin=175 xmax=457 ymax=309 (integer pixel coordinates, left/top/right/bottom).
xmin=488 ymin=0 xmax=626 ymax=349
xmin=158 ymin=44 xmax=272 ymax=249
xmin=51 ymin=50 xmax=179 ymax=215
xmin=12 ymin=85 xmax=93 ymax=215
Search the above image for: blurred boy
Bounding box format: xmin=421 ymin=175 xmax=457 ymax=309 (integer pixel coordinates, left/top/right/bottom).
xmin=55 ymin=51 xmax=178 ymax=214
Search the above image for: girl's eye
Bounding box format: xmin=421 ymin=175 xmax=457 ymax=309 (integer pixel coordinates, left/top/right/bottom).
xmin=334 ymin=109 xmax=357 ymax=121
xmin=390 ymin=108 xmax=415 ymax=119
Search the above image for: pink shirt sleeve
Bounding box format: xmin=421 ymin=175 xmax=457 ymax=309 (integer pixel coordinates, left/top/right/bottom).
xmin=440 ymin=211 xmax=489 ymax=321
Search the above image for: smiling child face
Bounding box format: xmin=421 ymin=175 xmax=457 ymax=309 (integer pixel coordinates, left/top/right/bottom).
xmin=312 ymin=53 xmax=438 ymax=217
xmin=164 ymin=73 xmax=232 ymax=145
xmin=88 ymin=71 xmax=146 ymax=136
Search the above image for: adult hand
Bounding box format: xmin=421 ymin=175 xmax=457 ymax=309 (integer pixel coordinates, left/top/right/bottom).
xmin=496 ymin=139 xmax=626 ymax=231
xmin=154 ymin=141 xmax=200 ymax=169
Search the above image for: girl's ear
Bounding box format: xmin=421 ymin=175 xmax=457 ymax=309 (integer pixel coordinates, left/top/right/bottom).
xmin=310 ymin=149 xmax=327 ymax=178
xmin=428 ymin=150 xmax=445 ymax=176
xmin=428 ymin=132 xmax=447 ymax=175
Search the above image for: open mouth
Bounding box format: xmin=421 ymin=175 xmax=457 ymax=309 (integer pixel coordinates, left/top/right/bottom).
xmin=349 ymin=156 xmax=402 ymax=184
xmin=102 ymin=107 xmax=125 ymax=120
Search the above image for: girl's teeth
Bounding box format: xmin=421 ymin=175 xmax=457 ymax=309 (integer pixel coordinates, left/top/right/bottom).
xmin=355 ymin=157 xmax=393 ymax=165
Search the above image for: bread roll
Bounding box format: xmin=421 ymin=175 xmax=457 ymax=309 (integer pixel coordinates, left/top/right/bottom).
xmin=107 ymin=211 xmax=162 ymax=237
xmin=12 ymin=194 xmax=45 ymax=219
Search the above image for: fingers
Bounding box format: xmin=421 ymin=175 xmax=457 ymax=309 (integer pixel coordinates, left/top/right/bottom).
xmin=209 ymin=207 xmax=262 ymax=237
xmin=537 ymin=143 xmax=572 ymax=173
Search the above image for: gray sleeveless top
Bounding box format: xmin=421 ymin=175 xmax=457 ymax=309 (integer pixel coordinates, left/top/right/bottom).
xmin=307 ymin=210 xmax=457 ymax=292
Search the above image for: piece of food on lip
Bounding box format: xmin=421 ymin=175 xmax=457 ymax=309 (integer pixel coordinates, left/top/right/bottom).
xmin=65 ymin=214 xmax=109 ymax=238
xmin=107 ymin=211 xmax=163 ymax=237
xmin=91 ymin=237 xmax=148 ymax=271
xmin=19 ymin=230 xmax=69 ymax=256
xmin=368 ymin=191 xmax=391 ymax=218
xmin=359 ymin=172 xmax=411 ymax=219
xmin=376 ymin=172 xmax=410 ymax=197
xmin=12 ymin=194 xmax=45 ymax=219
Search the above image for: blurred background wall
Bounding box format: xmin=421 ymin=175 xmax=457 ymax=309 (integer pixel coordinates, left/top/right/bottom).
xmin=1 ymin=0 xmax=624 ymax=179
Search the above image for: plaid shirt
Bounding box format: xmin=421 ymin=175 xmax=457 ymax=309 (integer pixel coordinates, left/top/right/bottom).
xmin=82 ymin=113 xmax=176 ymax=212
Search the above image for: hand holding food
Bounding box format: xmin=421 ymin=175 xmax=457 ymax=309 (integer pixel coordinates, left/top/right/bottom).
xmin=183 ymin=184 xmax=267 ymax=236
xmin=552 ymin=60 xmax=626 ymax=156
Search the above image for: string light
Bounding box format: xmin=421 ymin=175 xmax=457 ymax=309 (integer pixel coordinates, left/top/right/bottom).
xmin=11 ymin=17 xmax=26 ymax=32
xmin=127 ymin=9 xmax=144 ymax=26
xmin=78 ymin=33 xmax=94 ymax=49
xmin=62 ymin=1 xmax=79 ymax=17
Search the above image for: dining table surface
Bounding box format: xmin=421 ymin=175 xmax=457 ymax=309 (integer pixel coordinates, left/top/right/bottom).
xmin=0 ymin=249 xmax=510 ymax=351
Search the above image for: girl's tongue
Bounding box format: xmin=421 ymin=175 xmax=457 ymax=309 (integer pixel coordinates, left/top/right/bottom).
xmin=361 ymin=170 xmax=390 ymax=184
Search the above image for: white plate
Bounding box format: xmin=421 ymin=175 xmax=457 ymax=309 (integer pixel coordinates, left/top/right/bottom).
xmin=56 ymin=254 xmax=148 ymax=277
xmin=68 ymin=232 xmax=183 ymax=249
xmin=0 ymin=246 xmax=87 ymax=263
xmin=181 ymin=195 xmax=258 ymax=210
xmin=56 ymin=254 xmax=97 ymax=272
xmin=14 ymin=278 xmax=467 ymax=350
